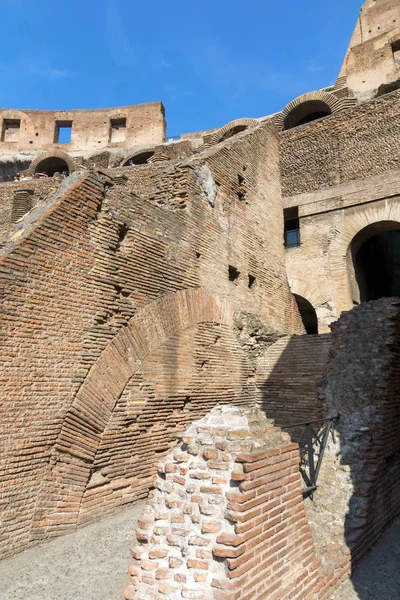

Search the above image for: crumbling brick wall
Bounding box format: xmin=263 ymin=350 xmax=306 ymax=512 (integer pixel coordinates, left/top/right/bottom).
xmin=0 ymin=178 xmax=60 ymax=243
xmin=0 ymin=122 xmax=303 ymax=559
xmin=309 ymin=297 xmax=400 ymax=571
xmin=124 ymin=406 xmax=324 ymax=600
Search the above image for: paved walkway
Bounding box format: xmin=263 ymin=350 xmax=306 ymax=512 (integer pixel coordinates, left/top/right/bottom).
xmin=331 ymin=517 xmax=400 ymax=600
xmin=0 ymin=503 xmax=143 ymax=600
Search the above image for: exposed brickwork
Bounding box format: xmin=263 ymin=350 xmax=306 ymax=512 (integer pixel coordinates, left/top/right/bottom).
xmin=311 ymin=298 xmax=400 ymax=570
xmin=281 ymin=89 xmax=400 ymax=197
xmin=256 ymin=334 xmax=331 ymax=438
xmin=124 ymin=406 xmax=324 ymax=600
xmin=0 ymin=123 xmax=303 ymax=559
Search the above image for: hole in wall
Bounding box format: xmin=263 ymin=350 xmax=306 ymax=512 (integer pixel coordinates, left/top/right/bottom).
xmin=228 ymin=265 xmax=240 ymax=282
xmin=248 ymin=274 xmax=256 ymax=289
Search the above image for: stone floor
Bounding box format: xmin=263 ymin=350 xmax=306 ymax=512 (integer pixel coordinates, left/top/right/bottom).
xmin=331 ymin=517 xmax=400 ymax=600
xmin=0 ymin=502 xmax=143 ymax=600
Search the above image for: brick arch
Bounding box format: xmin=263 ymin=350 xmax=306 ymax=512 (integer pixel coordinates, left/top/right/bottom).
xmin=205 ymin=118 xmax=258 ymax=147
xmin=274 ymin=90 xmax=357 ymax=131
xmin=288 ymin=278 xmax=334 ymax=331
xmin=27 ymin=150 xmax=77 ymax=176
xmin=120 ymin=148 xmax=155 ymax=166
xmin=328 ymin=201 xmax=400 ymax=315
xmin=30 ymin=288 xmax=235 ymax=540
xmin=288 ymin=278 xmax=327 ymax=310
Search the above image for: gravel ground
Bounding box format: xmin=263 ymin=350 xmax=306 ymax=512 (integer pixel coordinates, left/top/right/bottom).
xmin=0 ymin=502 xmax=143 ymax=600
xmin=331 ymin=517 xmax=400 ymax=600
xmin=0 ymin=506 xmax=398 ymax=600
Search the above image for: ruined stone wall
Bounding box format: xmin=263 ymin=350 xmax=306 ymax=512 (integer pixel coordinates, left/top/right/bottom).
xmin=0 ymin=102 xmax=165 ymax=154
xmin=281 ymin=89 xmax=400 ymax=197
xmin=339 ymin=0 xmax=400 ymax=100
xmin=0 ymin=178 xmax=61 ymax=244
xmin=307 ymin=298 xmax=400 ymax=574
xmin=0 ymin=122 xmax=303 ymax=559
xmin=125 ymin=299 xmax=400 ymax=599
xmin=256 ymin=334 xmax=331 ymax=438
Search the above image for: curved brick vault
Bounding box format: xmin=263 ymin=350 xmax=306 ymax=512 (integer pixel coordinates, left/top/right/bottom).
xmin=30 ymin=289 xmax=238 ymax=541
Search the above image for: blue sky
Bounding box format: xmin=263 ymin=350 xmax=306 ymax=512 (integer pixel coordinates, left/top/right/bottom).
xmin=1 ymin=0 xmax=362 ymax=136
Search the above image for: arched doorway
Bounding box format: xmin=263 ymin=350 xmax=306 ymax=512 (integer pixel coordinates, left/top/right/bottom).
xmin=349 ymin=222 xmax=400 ymax=303
xmin=34 ymin=156 xmax=69 ymax=177
xmin=283 ymin=100 xmax=331 ymax=130
xmin=123 ymin=151 xmax=154 ymax=166
xmin=294 ymin=294 xmax=318 ymax=334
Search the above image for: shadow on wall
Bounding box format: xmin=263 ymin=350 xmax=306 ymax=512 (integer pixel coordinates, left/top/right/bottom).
xmin=259 ymin=298 xmax=400 ymax=597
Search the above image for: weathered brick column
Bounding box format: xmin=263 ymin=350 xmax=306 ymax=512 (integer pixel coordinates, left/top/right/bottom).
xmin=124 ymin=406 xmax=323 ymax=600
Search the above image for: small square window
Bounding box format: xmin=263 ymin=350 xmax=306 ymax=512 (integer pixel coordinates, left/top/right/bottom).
xmin=110 ymin=118 xmax=126 ymax=143
xmin=1 ymin=119 xmax=21 ymax=142
xmin=55 ymin=121 xmax=73 ymax=144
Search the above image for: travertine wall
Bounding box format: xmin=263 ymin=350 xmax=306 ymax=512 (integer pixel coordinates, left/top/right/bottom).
xmin=0 ymin=122 xmax=303 ymax=559
xmin=281 ymin=89 xmax=400 ymax=329
xmin=0 ymin=102 xmax=165 ymax=154
xmin=339 ymin=0 xmax=400 ymax=100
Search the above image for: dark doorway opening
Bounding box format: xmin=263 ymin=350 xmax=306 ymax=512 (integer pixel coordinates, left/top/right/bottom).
xmin=354 ymin=230 xmax=400 ymax=302
xmin=123 ymin=151 xmax=154 ymax=166
xmin=283 ymin=100 xmax=332 ymax=130
xmin=35 ymin=157 xmax=69 ymax=177
xmin=294 ymin=294 xmax=318 ymax=334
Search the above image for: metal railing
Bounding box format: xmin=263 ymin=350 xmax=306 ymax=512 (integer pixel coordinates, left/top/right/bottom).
xmin=285 ymin=413 xmax=340 ymax=499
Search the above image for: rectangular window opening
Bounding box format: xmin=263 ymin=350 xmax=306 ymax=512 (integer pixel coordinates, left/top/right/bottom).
xmin=110 ymin=118 xmax=127 ymax=143
xmin=1 ymin=119 xmax=21 ymax=142
xmin=392 ymin=40 xmax=400 ymax=68
xmin=55 ymin=121 xmax=73 ymax=144
xmin=284 ymin=206 xmax=301 ymax=248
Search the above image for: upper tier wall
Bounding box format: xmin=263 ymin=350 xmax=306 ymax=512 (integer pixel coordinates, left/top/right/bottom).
xmin=0 ymin=102 xmax=166 ymax=154
xmin=280 ymin=89 xmax=400 ymax=197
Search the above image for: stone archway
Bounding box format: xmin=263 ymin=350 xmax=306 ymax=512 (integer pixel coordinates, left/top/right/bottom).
xmin=329 ymin=200 xmax=400 ymax=316
xmin=28 ymin=150 xmax=76 ymax=177
xmin=30 ymin=289 xmax=235 ymax=541
xmin=288 ymin=278 xmax=334 ymax=333
xmin=348 ymin=221 xmax=400 ymax=304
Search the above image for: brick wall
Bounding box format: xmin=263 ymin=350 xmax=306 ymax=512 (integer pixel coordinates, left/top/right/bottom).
xmin=124 ymin=406 xmax=325 ymax=600
xmin=281 ymin=89 xmax=400 ymax=197
xmin=0 ymin=178 xmax=60 ymax=243
xmin=0 ymin=122 xmax=303 ymax=559
xmin=256 ymin=334 xmax=331 ymax=439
